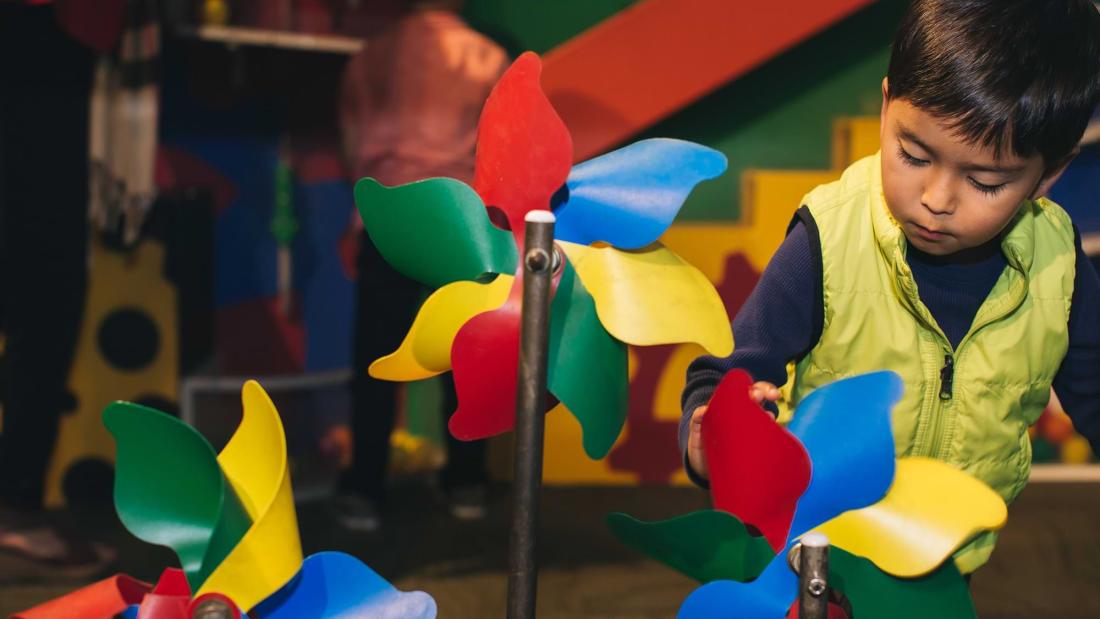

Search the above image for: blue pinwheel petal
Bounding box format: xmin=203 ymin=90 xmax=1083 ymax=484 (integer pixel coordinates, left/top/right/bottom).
xmin=785 ymin=372 xmax=903 ymax=542
xmin=677 ymin=555 xmax=797 ymax=619
xmin=555 ymin=138 xmax=726 ymax=248
xmin=254 ymin=552 xmax=436 ymax=619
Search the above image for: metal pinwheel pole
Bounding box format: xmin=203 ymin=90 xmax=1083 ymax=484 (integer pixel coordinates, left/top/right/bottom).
xmin=789 ymin=532 xmax=830 ymax=619
xmin=507 ymin=210 xmax=557 ymax=619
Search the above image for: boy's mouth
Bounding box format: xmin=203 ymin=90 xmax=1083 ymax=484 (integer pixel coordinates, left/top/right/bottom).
xmin=911 ymin=222 xmax=950 ymax=242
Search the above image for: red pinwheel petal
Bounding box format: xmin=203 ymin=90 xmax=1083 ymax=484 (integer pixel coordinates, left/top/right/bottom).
xmin=449 ymin=267 xmax=562 ymax=441
xmin=448 ymin=281 xmax=523 ymax=441
xmin=472 ymin=52 xmax=573 ymax=243
xmin=703 ymin=370 xmax=811 ymax=552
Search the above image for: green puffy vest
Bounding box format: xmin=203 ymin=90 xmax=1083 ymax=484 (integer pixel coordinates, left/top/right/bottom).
xmin=787 ymin=153 xmax=1075 ymax=572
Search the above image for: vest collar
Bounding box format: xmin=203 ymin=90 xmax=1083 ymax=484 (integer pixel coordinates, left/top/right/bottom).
xmin=867 ymin=151 xmax=1036 ymax=339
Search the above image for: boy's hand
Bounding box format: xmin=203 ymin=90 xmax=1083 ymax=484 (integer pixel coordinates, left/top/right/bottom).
xmin=687 ymin=382 xmax=781 ymax=481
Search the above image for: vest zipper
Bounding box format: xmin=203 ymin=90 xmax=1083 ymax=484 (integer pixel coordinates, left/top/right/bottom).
xmin=939 ymin=355 xmax=954 ymax=400
xmin=925 ymin=274 xmax=1027 ymax=458
xmin=926 ymin=352 xmax=955 ymax=458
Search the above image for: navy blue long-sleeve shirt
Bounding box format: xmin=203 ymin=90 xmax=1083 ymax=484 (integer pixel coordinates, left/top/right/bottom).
xmin=680 ymin=219 xmax=1100 ymax=473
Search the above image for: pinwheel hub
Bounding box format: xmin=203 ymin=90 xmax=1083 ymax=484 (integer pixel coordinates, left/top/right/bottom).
xmin=525 ymin=241 xmax=561 ymax=275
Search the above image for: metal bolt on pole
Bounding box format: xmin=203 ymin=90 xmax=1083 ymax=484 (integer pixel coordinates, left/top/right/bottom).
xmin=506 ymin=210 xmax=556 ymax=619
xmin=788 ymin=532 xmax=830 ymax=619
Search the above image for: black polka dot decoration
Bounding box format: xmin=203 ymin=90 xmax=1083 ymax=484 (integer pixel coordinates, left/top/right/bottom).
xmin=132 ymin=394 xmax=179 ymax=418
xmin=62 ymin=457 xmax=114 ymax=505
xmin=97 ymin=308 xmax=160 ymax=371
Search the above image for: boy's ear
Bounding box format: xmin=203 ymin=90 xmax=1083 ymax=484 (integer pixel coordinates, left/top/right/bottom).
xmin=1031 ymin=150 xmax=1078 ymax=200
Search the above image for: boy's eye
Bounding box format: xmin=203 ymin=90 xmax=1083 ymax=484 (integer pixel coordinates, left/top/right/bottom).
xmin=968 ymin=177 xmax=1007 ymax=196
xmin=897 ymin=145 xmax=929 ymax=167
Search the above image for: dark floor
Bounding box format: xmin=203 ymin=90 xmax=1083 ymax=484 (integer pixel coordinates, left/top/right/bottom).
xmin=3 ymin=482 xmax=1098 ymax=618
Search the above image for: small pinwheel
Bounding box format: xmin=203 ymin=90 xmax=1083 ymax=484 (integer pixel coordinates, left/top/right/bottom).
xmin=18 ymin=382 xmax=436 ymax=619
xmin=354 ymin=51 xmax=731 ymax=459
xmin=608 ymin=371 xmax=1008 ymax=618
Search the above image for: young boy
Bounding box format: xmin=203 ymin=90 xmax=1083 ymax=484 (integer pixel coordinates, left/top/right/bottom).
xmin=681 ymin=0 xmax=1100 ymax=573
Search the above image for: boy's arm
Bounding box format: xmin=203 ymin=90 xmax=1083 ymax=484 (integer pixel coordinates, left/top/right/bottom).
xmin=679 ymin=218 xmax=823 ymax=485
xmin=1052 ymin=229 xmax=1100 ymax=455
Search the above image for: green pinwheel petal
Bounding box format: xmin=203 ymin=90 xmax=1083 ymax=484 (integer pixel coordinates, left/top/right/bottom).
xmin=830 ymin=547 xmax=977 ymax=619
xmin=607 ymin=510 xmax=775 ymax=583
xmin=547 ymin=259 xmax=628 ymax=459
xmin=354 ymin=177 xmax=518 ymax=287
xmin=104 ymin=402 xmax=252 ymax=591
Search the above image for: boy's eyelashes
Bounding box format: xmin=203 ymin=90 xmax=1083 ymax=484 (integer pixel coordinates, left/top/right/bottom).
xmin=967 ymin=177 xmax=1007 ymax=196
xmin=897 ymin=143 xmax=930 ymax=167
xmin=896 ymin=143 xmax=1008 ymax=197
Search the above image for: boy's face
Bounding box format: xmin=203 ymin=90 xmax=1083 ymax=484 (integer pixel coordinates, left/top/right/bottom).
xmin=878 ymin=80 xmax=1069 ymax=256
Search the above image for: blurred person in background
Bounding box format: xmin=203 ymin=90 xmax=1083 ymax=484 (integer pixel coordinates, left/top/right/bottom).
xmin=335 ymin=0 xmax=509 ymax=532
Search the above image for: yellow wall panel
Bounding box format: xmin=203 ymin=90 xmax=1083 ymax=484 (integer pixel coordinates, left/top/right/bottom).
xmin=832 ymin=116 xmax=881 ymax=168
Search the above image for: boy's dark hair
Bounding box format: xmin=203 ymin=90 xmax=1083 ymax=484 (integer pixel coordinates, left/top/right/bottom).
xmin=887 ymin=0 xmax=1100 ymax=167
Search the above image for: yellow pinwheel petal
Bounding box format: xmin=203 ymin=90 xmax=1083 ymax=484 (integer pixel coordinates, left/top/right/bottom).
xmin=197 ymin=381 xmax=303 ymax=610
xmin=813 ymin=457 xmax=1008 ymax=577
xmin=369 ymin=275 xmax=514 ymax=381
xmin=559 ymin=242 xmax=732 ymax=356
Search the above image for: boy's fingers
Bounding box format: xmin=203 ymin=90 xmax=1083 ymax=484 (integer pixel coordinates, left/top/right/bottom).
xmin=691 ymin=405 xmax=708 ymax=425
xmin=749 ymin=385 xmax=765 ymax=403
xmin=750 ymin=382 xmax=780 ymax=402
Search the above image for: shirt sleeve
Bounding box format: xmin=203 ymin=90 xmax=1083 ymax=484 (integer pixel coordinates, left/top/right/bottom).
xmin=679 ymin=217 xmax=823 ymax=483
xmin=1052 ymin=229 xmax=1100 ymax=455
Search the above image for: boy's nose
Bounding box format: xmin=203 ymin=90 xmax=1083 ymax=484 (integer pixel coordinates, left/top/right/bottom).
xmin=920 ymin=176 xmax=956 ymax=215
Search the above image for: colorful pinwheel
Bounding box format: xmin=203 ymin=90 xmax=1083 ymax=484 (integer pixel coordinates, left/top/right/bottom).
xmin=355 ymin=51 xmax=731 ymax=459
xmin=608 ymin=370 xmax=1008 ymax=618
xmin=15 ymin=382 xmax=435 ymax=619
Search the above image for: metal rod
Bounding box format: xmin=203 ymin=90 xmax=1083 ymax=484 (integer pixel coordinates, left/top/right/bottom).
xmin=506 ymin=211 xmax=556 ymax=619
xmin=797 ymin=533 xmax=830 ymax=619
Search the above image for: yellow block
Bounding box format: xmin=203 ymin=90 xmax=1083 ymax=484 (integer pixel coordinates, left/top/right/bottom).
xmin=832 ymin=116 xmax=881 ymax=168
xmin=813 ymin=457 xmax=1008 ymax=578
xmin=45 ymin=237 xmax=177 ymax=507
xmin=199 ymin=381 xmax=303 ymax=611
